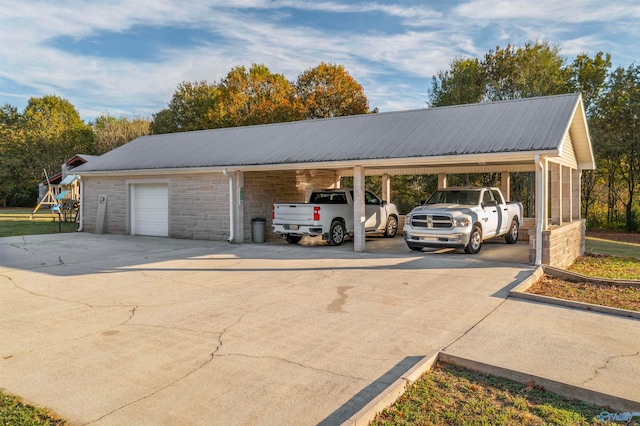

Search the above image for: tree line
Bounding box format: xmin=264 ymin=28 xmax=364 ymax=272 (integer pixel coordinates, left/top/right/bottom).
xmin=0 ymin=62 xmax=368 ymax=206
xmin=0 ymin=48 xmax=637 ymax=231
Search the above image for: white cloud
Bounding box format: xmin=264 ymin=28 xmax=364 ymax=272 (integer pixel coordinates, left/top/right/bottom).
xmin=0 ymin=0 xmax=638 ymax=120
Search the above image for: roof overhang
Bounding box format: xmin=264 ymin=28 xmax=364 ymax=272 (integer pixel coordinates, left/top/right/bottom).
xmin=77 ymin=149 xmax=558 ymax=178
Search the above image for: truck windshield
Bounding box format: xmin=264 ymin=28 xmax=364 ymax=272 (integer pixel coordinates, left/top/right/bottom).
xmin=425 ymin=190 xmax=480 ymax=205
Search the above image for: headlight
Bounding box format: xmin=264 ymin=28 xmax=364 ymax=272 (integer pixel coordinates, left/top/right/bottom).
xmin=453 ymin=216 xmax=471 ymax=227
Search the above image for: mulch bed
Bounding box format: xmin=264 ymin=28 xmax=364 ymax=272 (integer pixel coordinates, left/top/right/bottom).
xmin=528 ymin=275 xmax=640 ymax=312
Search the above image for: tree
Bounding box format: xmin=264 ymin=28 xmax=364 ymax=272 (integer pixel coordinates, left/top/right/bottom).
xmin=482 ymin=41 xmax=571 ymax=101
xmin=591 ymin=65 xmax=640 ymax=230
xmin=0 ymin=96 xmax=95 ymax=206
xmin=568 ymin=52 xmax=612 ymax=114
xmin=296 ymin=62 xmax=369 ymax=118
xmin=150 ymin=81 xmax=219 ymax=134
xmin=429 ymin=57 xmax=485 ymax=107
xmin=93 ymin=114 xmax=151 ymax=154
xmin=216 ymin=64 xmax=301 ymax=127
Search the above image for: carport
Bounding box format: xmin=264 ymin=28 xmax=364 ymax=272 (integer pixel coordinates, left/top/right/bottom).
xmin=75 ymin=93 xmax=593 ymax=267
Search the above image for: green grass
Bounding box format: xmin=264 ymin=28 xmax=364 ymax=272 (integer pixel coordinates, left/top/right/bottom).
xmin=372 ymin=363 xmax=610 ymax=426
xmin=0 ymin=208 xmax=78 ymax=238
xmin=0 ymin=391 xmax=66 ymax=425
xmin=568 ymin=254 xmax=640 ymax=280
xmin=585 ymin=237 xmax=640 ymax=259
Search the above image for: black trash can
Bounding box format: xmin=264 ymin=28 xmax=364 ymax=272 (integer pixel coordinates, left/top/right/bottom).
xmin=251 ymin=217 xmax=266 ymax=243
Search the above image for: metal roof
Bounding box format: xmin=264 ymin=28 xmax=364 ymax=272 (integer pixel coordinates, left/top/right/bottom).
xmin=76 ymin=93 xmax=592 ymax=173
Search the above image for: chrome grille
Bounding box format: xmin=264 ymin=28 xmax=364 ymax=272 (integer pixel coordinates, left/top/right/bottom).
xmin=411 ymin=214 xmax=452 ymax=229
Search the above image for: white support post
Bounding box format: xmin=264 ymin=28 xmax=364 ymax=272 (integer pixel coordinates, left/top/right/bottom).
xmin=353 ymin=166 xmax=366 ymax=252
xmin=501 ymin=172 xmax=511 ymax=201
xmin=535 ymin=155 xmax=547 ymax=265
xmin=438 ymin=173 xmax=447 ymax=189
xmin=562 ymin=166 xmax=572 ymax=223
xmin=572 ymin=169 xmax=581 ymax=220
xmin=382 ymin=174 xmax=391 ymax=203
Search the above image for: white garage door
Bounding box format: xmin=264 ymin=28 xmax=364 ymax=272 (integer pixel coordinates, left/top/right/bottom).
xmin=132 ymin=183 xmax=168 ymax=237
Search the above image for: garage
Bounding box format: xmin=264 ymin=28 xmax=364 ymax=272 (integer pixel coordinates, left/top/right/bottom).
xmin=131 ymin=183 xmax=169 ymax=237
xmin=76 ymin=93 xmax=594 ymax=267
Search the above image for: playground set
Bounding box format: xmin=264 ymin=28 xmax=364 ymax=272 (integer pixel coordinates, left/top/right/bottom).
xmin=30 ymin=170 xmax=81 ymax=224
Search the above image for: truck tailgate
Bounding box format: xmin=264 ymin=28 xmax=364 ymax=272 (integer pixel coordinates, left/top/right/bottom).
xmin=273 ymin=204 xmax=316 ymax=225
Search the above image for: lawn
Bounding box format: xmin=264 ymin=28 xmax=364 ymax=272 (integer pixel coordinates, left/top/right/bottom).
xmin=0 ymin=392 xmax=65 ymax=426
xmin=372 ymin=363 xmax=609 ymax=426
xmin=0 ymin=208 xmax=78 ymax=238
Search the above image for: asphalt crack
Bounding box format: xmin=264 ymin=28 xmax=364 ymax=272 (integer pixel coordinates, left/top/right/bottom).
xmin=581 ymin=350 xmax=640 ymax=385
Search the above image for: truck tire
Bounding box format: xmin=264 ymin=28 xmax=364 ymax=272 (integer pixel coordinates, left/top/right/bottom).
xmin=328 ymin=220 xmax=345 ymax=246
xmin=285 ymin=235 xmax=302 ymax=244
xmin=383 ymin=216 xmax=398 ymax=238
xmin=505 ymin=219 xmax=519 ymax=244
xmin=464 ymin=225 xmax=482 ymax=254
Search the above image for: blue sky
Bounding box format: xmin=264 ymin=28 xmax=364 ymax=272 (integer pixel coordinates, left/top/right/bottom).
xmin=1 ymin=0 xmax=638 ymax=122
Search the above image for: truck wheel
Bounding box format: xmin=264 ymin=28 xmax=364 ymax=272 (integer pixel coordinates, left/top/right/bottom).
xmin=464 ymin=226 xmax=482 ymax=254
xmin=328 ymin=221 xmax=345 ymax=246
xmin=285 ymin=235 xmax=302 ymax=244
xmin=505 ymin=219 xmax=519 ymax=244
xmin=383 ymin=216 xmax=398 ymax=238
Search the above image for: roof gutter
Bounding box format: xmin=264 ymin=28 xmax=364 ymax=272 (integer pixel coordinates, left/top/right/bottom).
xmin=222 ymin=169 xmax=234 ymax=243
xmin=73 ymin=150 xmax=559 ymax=177
xmin=535 ymin=154 xmax=545 ymax=266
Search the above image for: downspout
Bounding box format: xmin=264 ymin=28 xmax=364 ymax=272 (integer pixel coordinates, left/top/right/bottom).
xmin=77 ymin=178 xmax=84 ymax=232
xmin=223 ymin=169 xmax=234 ymax=243
xmin=535 ymin=155 xmax=544 ymax=265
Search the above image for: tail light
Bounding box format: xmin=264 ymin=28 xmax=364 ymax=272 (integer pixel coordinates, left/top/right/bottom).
xmin=272 ymin=205 xmax=275 ymax=220
xmin=313 ymin=206 xmax=320 ymax=221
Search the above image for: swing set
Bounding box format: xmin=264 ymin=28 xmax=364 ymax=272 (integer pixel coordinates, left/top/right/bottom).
xmin=30 ymin=170 xmax=80 ymax=223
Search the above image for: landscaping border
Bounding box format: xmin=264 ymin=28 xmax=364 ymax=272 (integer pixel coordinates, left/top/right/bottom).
xmin=509 ymin=266 xmax=640 ymax=320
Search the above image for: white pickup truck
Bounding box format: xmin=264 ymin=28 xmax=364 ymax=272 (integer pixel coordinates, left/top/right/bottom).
xmin=272 ymin=189 xmax=400 ymax=246
xmin=403 ymin=187 xmax=523 ymax=254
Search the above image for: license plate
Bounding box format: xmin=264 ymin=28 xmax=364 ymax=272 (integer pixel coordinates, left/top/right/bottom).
xmin=289 ymin=224 xmax=299 ymax=230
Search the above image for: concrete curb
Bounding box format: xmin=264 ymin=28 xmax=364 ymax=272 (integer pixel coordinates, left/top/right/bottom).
xmin=343 ymin=350 xmax=640 ymax=425
xmin=510 ymin=266 xmax=640 ymax=320
xmin=340 ymin=352 xmax=440 ymax=426
xmin=439 ymin=353 xmax=640 ymax=412
xmin=543 ymin=265 xmax=640 ymax=288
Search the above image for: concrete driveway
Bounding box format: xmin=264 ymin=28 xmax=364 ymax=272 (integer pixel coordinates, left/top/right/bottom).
xmin=0 ymin=233 xmax=533 ymax=425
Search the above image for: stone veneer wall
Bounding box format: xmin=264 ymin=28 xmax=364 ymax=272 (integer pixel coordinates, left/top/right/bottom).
xmin=243 ymin=170 xmax=339 ymax=242
xmin=82 ymin=176 xmax=128 ymax=234
xmin=81 ymin=173 xmax=230 ymax=241
xmin=528 ymin=219 xmax=585 ymax=268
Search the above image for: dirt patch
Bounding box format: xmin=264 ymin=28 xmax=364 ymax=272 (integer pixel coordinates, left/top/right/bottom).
xmin=586 ymin=230 xmax=640 ymax=245
xmin=528 ymin=275 xmax=640 ymax=312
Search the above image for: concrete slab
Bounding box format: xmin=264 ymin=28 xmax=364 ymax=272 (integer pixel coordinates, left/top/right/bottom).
xmin=0 ymin=233 xmax=532 ymax=425
xmin=443 ymin=298 xmax=640 ymax=407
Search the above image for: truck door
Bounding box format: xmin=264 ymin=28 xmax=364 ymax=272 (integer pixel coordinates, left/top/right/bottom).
xmin=481 ymin=190 xmax=500 ymax=238
xmin=491 ymin=189 xmax=510 ymax=234
xmin=364 ymin=191 xmax=382 ymax=230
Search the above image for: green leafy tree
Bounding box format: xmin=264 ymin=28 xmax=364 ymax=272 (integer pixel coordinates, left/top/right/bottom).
xmin=591 ymin=65 xmax=640 ymax=230
xmin=1 ymin=96 xmax=95 ymax=206
xmin=93 ymin=114 xmax=151 ymax=154
xmin=296 ymin=62 xmax=369 ymax=118
xmin=429 ymin=57 xmax=485 ymax=107
xmin=151 ymin=81 xmax=219 ymax=134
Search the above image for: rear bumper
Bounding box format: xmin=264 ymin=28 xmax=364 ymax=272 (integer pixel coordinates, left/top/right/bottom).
xmin=272 ymin=224 xmax=325 ymax=236
xmin=402 ymin=226 xmax=470 ymax=249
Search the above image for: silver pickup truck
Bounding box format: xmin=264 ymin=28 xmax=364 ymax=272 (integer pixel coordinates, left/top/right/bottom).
xmin=403 ymin=187 xmax=523 ymax=254
xmin=272 ymin=189 xmax=399 ymax=246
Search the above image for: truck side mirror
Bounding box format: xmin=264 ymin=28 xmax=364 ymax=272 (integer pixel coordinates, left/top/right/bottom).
xmin=381 ymin=200 xmax=387 ymax=205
